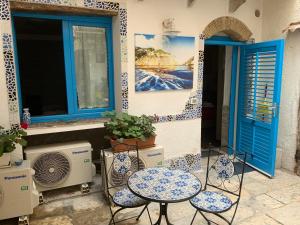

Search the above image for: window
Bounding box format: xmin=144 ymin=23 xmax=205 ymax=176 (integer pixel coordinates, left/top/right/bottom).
xmin=13 ymin=13 xmax=114 ymax=123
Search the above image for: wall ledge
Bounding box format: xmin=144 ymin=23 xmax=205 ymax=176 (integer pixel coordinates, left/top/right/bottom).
xmin=26 ymin=118 xmax=107 ymax=136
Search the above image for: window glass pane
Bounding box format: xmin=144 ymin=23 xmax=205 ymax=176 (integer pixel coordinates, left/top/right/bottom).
xmin=73 ymin=26 xmax=109 ymax=109
xmin=14 ymin=17 xmax=68 ymax=116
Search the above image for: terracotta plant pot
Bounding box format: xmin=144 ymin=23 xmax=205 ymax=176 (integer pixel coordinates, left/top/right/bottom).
xmin=0 ymin=153 xmax=11 ymax=168
xmin=110 ymin=136 xmax=156 ymax=153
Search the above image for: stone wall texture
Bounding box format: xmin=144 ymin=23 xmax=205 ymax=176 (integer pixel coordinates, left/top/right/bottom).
xmin=203 ymin=16 xmax=253 ymax=41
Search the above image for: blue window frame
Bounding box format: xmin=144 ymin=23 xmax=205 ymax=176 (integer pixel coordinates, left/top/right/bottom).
xmin=12 ymin=12 xmax=115 ymax=123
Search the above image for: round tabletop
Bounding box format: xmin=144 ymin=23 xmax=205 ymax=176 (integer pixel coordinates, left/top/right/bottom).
xmin=128 ymin=167 xmax=202 ymax=203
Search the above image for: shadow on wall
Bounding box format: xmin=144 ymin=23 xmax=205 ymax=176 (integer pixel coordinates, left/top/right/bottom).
xmin=295 ymin=97 xmax=300 ymax=175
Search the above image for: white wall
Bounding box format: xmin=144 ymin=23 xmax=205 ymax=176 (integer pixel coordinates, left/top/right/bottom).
xmin=125 ymin=0 xmax=263 ymax=158
xmin=0 ymin=0 xmax=264 ymax=160
xmin=262 ymin=0 xmax=300 ymax=171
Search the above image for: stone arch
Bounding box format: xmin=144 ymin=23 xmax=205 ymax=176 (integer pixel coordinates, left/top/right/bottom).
xmin=202 ymin=16 xmax=252 ymax=41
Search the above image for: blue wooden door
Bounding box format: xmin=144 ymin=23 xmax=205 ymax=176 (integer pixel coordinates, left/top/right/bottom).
xmin=236 ymin=40 xmax=284 ymax=177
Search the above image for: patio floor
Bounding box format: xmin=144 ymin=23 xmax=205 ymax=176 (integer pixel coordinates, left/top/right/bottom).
xmin=2 ymin=168 xmax=300 ymax=225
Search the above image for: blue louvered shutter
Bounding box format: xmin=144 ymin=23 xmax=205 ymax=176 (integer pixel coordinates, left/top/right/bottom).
xmin=236 ymin=40 xmax=284 ymax=177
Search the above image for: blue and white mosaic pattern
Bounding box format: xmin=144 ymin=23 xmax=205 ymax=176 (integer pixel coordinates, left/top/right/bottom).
xmin=0 ymin=0 xmax=128 ymax=126
xmin=152 ymin=48 xmax=204 ymax=123
xmin=215 ymin=156 xmax=235 ymax=179
xmin=84 ymin=0 xmax=119 ymax=11
xmin=190 ymin=191 xmax=232 ymax=212
xmin=1 ymin=0 xmax=204 ymax=125
xmin=119 ymin=8 xmax=127 ymax=36
xmin=121 ymin=72 xmax=129 ymax=111
xmin=0 ymin=0 xmax=10 ymax=20
xmin=166 ymin=153 xmax=201 ymax=173
xmin=113 ymin=187 xmax=147 ymax=207
xmin=113 ymin=153 xmax=132 ymax=175
xmin=2 ymin=33 xmax=19 ymax=127
xmin=128 ymin=167 xmax=201 ymax=202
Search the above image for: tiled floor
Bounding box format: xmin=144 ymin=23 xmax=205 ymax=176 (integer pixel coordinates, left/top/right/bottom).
xmin=2 ymin=169 xmax=300 ymax=225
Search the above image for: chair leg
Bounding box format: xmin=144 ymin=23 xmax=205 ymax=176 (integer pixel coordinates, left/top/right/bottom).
xmin=108 ymin=207 xmax=125 ymax=225
xmin=108 ymin=205 xmax=115 ymax=225
xmin=146 ymin=206 xmax=153 ymax=225
xmin=198 ymin=211 xmax=211 ymax=225
xmin=190 ymin=210 xmax=198 ymax=225
xmin=136 ymin=205 xmax=148 ymax=221
xmin=229 ymin=203 xmax=240 ymax=225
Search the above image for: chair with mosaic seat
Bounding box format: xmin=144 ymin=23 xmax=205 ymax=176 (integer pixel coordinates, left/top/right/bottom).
xmin=189 ymin=146 xmax=247 ymax=225
xmin=101 ymin=142 xmax=152 ymax=225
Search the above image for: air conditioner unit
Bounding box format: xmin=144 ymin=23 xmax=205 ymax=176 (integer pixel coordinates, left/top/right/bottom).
xmin=0 ymin=160 xmax=39 ymax=222
xmin=101 ymin=145 xmax=164 ymax=197
xmin=25 ymin=141 xmax=95 ymax=192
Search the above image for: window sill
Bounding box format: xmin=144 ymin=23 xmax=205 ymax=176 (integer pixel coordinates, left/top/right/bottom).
xmin=25 ymin=118 xmax=108 ymax=136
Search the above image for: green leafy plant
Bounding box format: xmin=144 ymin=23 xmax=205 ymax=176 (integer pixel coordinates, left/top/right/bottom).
xmin=103 ymin=111 xmax=156 ymax=141
xmin=0 ymin=126 xmax=27 ymax=157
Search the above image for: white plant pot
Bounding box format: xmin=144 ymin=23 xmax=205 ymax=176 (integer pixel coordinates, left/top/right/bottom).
xmin=0 ymin=153 xmax=11 ymax=168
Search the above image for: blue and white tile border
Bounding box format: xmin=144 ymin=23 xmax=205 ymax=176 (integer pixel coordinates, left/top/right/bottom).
xmin=1 ymin=0 xmax=205 ymax=128
xmin=152 ymin=47 xmax=204 ymax=123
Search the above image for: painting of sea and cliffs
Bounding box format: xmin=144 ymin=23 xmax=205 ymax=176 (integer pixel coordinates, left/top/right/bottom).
xmin=135 ymin=34 xmax=195 ymax=92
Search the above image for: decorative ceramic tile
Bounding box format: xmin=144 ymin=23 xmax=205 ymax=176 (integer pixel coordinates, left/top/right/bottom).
xmin=2 ymin=0 xmax=127 ymax=127
xmin=198 ymin=50 xmax=204 ymax=62
xmin=2 ymin=0 xmax=205 ymax=125
xmin=113 ymin=153 xmax=132 ymax=175
xmin=84 ymin=0 xmax=119 ymax=11
xmin=121 ymin=72 xmax=128 ymax=89
xmin=2 ymin=33 xmax=20 ymax=126
xmin=174 ymin=157 xmax=190 ymax=172
xmin=190 ymin=191 xmax=232 ymax=212
xmin=96 ymin=1 xmax=119 ymax=11
xmin=121 ymin=72 xmax=128 ymax=111
xmin=0 ymin=0 xmax=10 ymax=20
xmin=2 ymin=33 xmax=12 ymax=50
xmin=113 ymin=187 xmax=147 ymax=207
xmin=215 ymin=156 xmax=235 ymax=179
xmin=166 ymin=153 xmax=201 ymax=173
xmin=152 ymin=49 xmax=204 ymax=122
xmin=199 ymin=33 xmax=206 ymax=40
xmin=119 ymin=8 xmax=127 ymax=36
xmin=83 ymin=0 xmax=96 ymax=7
xmin=128 ymin=167 xmax=201 ymax=202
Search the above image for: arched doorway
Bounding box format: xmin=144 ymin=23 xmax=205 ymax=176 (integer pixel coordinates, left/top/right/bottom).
xmin=202 ymin=16 xmax=253 ymax=41
xmin=200 ymin=17 xmax=285 ymax=177
xmin=201 ymin=17 xmax=252 ymax=149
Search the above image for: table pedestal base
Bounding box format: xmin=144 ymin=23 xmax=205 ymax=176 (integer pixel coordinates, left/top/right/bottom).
xmin=154 ymin=203 xmax=174 ymax=225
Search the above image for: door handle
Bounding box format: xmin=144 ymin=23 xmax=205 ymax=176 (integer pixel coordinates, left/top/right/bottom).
xmin=270 ymin=103 xmax=278 ymax=117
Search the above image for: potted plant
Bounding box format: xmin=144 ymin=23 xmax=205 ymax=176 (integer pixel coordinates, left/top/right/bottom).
xmin=104 ymin=112 xmax=156 ymax=152
xmin=0 ymin=126 xmax=27 ymax=168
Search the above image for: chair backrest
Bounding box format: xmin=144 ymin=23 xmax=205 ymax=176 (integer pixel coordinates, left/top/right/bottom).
xmin=101 ymin=142 xmax=142 ymax=199
xmin=204 ymin=146 xmax=247 ymax=198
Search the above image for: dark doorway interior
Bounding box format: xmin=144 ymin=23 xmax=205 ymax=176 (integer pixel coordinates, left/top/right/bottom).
xmin=202 ymin=45 xmax=226 ymax=148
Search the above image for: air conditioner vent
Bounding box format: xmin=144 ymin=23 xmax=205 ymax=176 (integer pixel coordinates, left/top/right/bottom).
xmin=33 ymin=152 xmax=71 ymax=187
xmin=110 ymin=155 xmax=145 ymax=186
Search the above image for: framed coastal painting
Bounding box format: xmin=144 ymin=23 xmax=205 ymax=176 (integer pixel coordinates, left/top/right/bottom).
xmin=135 ymin=34 xmax=195 ymax=92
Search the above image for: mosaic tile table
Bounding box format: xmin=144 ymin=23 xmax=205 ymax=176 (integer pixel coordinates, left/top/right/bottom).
xmin=128 ymin=167 xmax=202 ymax=225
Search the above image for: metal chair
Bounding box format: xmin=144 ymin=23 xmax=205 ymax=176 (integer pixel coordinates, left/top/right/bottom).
xmin=101 ymin=142 xmax=152 ymax=225
xmin=190 ymin=146 xmax=247 ymax=225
